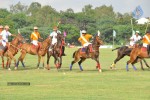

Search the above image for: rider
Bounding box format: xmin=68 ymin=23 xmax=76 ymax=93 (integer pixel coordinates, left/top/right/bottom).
xmin=1 ymin=25 xmax=16 ymax=52
xmin=78 ymin=30 xmax=93 ymax=57
xmin=142 ymin=30 xmax=150 ymax=55
xmin=30 ymin=26 xmax=43 ymax=47
xmin=129 ymin=31 xmax=142 ymax=47
xmin=49 ymin=26 xmax=66 ymax=56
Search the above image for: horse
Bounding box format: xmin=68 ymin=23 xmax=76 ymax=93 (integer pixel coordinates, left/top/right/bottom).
xmin=69 ymin=33 xmax=103 ymax=72
xmin=16 ymin=36 xmax=51 ymax=69
xmin=126 ymin=45 xmax=150 ymax=71
xmin=0 ymin=34 xmax=25 ymax=70
xmin=46 ymin=33 xmax=65 ymax=70
xmin=110 ymin=46 xmax=150 ymax=70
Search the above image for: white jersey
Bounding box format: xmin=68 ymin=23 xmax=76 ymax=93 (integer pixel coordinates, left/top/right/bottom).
xmin=1 ymin=30 xmax=12 ymax=42
xmin=50 ymin=30 xmax=61 ymax=45
xmin=130 ymin=35 xmax=141 ymax=46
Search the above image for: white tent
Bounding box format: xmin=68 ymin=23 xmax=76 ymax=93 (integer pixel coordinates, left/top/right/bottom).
xmin=136 ymin=17 xmax=150 ymax=24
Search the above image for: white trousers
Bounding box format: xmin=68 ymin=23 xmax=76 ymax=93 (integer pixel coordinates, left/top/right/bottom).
xmin=2 ymin=40 xmax=7 ymax=47
xmin=83 ymin=43 xmax=91 ymax=47
xmin=143 ymin=43 xmax=148 ymax=47
xmin=31 ymin=40 xmax=38 ymax=46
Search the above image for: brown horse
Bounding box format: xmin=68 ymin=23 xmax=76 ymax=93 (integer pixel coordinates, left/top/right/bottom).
xmin=16 ymin=36 xmax=51 ymax=69
xmin=70 ymin=33 xmax=103 ymax=72
xmin=46 ymin=34 xmax=65 ymax=70
xmin=110 ymin=46 xmax=150 ymax=70
xmin=0 ymin=34 xmax=25 ymax=70
xmin=126 ymin=45 xmax=149 ymax=71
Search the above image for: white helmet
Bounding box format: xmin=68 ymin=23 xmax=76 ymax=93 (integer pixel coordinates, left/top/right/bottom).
xmin=81 ymin=30 xmax=86 ymax=34
xmin=136 ymin=31 xmax=140 ymax=33
xmin=34 ymin=26 xmax=38 ymax=30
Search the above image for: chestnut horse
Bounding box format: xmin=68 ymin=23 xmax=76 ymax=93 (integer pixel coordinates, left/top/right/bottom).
xmin=110 ymin=46 xmax=150 ymax=70
xmin=70 ymin=33 xmax=103 ymax=72
xmin=16 ymin=36 xmax=51 ymax=69
xmin=47 ymin=34 xmax=65 ymax=70
xmin=126 ymin=45 xmax=149 ymax=71
xmin=0 ymin=34 xmax=25 ymax=70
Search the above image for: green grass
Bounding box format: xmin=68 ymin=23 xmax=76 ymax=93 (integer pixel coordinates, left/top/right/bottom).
xmin=0 ymin=48 xmax=150 ymax=100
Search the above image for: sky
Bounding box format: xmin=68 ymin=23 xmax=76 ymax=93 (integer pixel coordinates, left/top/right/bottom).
xmin=0 ymin=0 xmax=149 ymax=17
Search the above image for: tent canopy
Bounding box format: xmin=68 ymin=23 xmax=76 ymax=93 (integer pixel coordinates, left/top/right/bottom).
xmin=136 ymin=18 xmax=150 ymax=24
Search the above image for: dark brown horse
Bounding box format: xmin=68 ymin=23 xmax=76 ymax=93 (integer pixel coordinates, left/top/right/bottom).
xmin=110 ymin=46 xmax=150 ymax=70
xmin=16 ymin=36 xmax=51 ymax=69
xmin=126 ymin=45 xmax=149 ymax=71
xmin=0 ymin=34 xmax=25 ymax=70
xmin=46 ymin=34 xmax=65 ymax=70
xmin=70 ymin=33 xmax=103 ymax=72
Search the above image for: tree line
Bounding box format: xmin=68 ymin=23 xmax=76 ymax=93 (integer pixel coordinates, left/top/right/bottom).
xmin=0 ymin=2 xmax=149 ymax=45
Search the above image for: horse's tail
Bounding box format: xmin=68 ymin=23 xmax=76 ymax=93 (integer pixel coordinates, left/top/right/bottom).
xmin=112 ymin=47 xmax=120 ymax=51
xmin=72 ymin=51 xmax=76 ymax=58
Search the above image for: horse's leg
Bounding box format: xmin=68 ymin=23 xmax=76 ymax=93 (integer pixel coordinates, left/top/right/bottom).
xmin=6 ymin=58 xmax=9 ymax=69
xmin=41 ymin=56 xmax=45 ymax=69
xmin=53 ymin=55 xmax=60 ymax=69
xmin=140 ymin=60 xmax=144 ymax=70
xmin=59 ymin=56 xmax=62 ymax=69
xmin=7 ymin=57 xmax=12 ymax=71
xmin=16 ymin=50 xmax=25 ymax=67
xmin=94 ymin=57 xmax=102 ymax=72
xmin=19 ymin=52 xmax=27 ymax=67
xmin=57 ymin=56 xmax=62 ymax=69
xmin=126 ymin=54 xmax=138 ymax=71
xmin=132 ymin=57 xmax=144 ymax=71
xmin=8 ymin=52 xmax=17 ymax=70
xmin=142 ymin=59 xmax=150 ymax=68
xmin=46 ymin=52 xmax=51 ymax=70
xmin=2 ymin=56 xmax=4 ymax=69
xmin=78 ymin=58 xmax=86 ymax=71
xmin=70 ymin=53 xmax=80 ymax=71
xmin=110 ymin=54 xmax=125 ymax=69
xmin=37 ymin=55 xmax=41 ymax=69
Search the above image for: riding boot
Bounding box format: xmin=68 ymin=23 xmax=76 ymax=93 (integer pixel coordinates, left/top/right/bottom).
xmin=147 ymin=45 xmax=150 ymax=56
xmin=3 ymin=46 xmax=8 ymax=55
xmin=86 ymin=46 xmax=89 ymax=57
xmin=62 ymin=46 xmax=66 ymax=56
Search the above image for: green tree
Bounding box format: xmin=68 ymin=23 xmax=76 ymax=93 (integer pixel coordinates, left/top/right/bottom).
xmin=10 ymin=1 xmax=28 ymax=14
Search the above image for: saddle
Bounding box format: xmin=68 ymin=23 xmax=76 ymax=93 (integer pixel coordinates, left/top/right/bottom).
xmin=31 ymin=42 xmax=42 ymax=50
xmin=80 ymin=44 xmax=94 ymax=54
xmin=141 ymin=47 xmax=147 ymax=52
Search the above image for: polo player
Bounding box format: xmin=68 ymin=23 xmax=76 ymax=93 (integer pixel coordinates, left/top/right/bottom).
xmin=78 ymin=30 xmax=93 ymax=57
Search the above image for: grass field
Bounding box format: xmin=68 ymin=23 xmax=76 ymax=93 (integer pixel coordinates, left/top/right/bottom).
xmin=0 ymin=48 xmax=150 ymax=100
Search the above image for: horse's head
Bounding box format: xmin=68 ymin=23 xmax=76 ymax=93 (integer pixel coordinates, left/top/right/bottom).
xmin=92 ymin=32 xmax=103 ymax=46
xmin=16 ymin=34 xmax=26 ymax=44
xmin=43 ymin=36 xmax=52 ymax=45
xmin=57 ymin=33 xmax=64 ymax=41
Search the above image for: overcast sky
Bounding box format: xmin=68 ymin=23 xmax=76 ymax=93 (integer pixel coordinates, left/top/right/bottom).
xmin=0 ymin=0 xmax=149 ymax=17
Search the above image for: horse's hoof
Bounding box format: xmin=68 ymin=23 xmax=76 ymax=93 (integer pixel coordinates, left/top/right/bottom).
xmin=8 ymin=68 xmax=11 ymax=71
xmin=14 ymin=67 xmax=17 ymax=70
xmin=37 ymin=67 xmax=40 ymax=69
xmin=99 ymin=69 xmax=102 ymax=72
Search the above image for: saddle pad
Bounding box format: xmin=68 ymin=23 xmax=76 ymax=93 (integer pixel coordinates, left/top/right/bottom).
xmin=0 ymin=45 xmax=5 ymax=50
xmin=80 ymin=48 xmax=86 ymax=54
xmin=141 ymin=47 xmax=147 ymax=52
xmin=32 ymin=44 xmax=38 ymax=49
